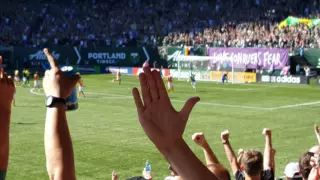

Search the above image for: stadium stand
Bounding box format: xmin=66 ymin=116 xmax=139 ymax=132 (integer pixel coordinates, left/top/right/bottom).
xmin=0 ymin=0 xmax=319 ymax=49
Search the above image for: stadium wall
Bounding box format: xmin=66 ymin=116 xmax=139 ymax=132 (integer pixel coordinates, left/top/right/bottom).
xmin=1 ymin=46 xmax=165 ymax=72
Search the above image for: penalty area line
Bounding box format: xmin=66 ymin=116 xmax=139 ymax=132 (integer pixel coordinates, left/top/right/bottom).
xmin=269 ymin=101 xmax=320 ymax=110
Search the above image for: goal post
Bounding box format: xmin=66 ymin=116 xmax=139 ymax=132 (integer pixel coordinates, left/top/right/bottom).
xmin=173 ymin=55 xmax=243 ymax=84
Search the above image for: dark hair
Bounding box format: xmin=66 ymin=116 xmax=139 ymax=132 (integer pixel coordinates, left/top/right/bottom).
xmin=299 ymin=152 xmax=314 ymax=180
xmin=240 ymin=150 xmax=263 ymax=176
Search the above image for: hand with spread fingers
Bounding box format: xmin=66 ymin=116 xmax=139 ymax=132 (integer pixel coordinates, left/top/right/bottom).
xmin=0 ymin=56 xmax=15 ymax=110
xmin=42 ymin=48 xmax=79 ymax=98
xmin=132 ymin=66 xmax=200 ymax=151
xmin=132 ymin=67 xmax=218 ymax=180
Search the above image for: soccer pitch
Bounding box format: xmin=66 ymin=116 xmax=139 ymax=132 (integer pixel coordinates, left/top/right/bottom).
xmin=7 ymin=74 xmax=320 ymax=180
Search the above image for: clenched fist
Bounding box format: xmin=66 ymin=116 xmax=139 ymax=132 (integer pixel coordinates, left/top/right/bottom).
xmin=221 ymin=130 xmax=229 ymax=143
xmin=192 ymin=132 xmax=208 ymax=147
xmin=262 ymin=128 xmax=271 ymax=136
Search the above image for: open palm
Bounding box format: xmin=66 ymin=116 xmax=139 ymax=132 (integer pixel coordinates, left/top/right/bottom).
xmin=132 ymin=67 xmax=199 ymax=151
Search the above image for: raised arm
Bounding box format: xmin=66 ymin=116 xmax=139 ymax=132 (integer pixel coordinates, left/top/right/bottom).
xmin=43 ymin=49 xmax=79 ymax=180
xmin=314 ymin=124 xmax=320 ymax=145
xmin=221 ymin=130 xmax=239 ymax=175
xmin=132 ymin=67 xmax=218 ymax=180
xmin=192 ymin=132 xmax=219 ymax=165
xmin=0 ymin=56 xmax=15 ymax=180
xmin=262 ymin=128 xmax=273 ymax=170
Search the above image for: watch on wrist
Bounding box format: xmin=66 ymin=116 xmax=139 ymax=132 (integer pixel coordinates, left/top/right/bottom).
xmin=46 ymin=96 xmax=67 ymax=108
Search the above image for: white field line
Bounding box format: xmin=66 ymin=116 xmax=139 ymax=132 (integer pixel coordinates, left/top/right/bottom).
xmin=269 ymin=101 xmax=320 ymax=110
xmin=29 ymin=89 xmax=268 ymax=110
xmin=89 ymin=81 xmax=260 ymax=92
xmin=30 ymin=89 xmax=320 ymax=111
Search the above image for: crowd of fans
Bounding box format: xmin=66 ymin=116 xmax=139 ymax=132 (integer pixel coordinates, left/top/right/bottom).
xmin=1 ymin=0 xmax=320 ymax=50
xmin=1 ymin=49 xmax=320 ymax=180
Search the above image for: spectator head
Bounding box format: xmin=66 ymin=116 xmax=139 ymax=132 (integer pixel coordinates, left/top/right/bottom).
xmin=207 ymin=164 xmax=231 ymax=180
xmin=299 ymin=152 xmax=315 ymax=180
xmin=239 ymin=150 xmax=263 ymax=177
xmin=284 ymin=162 xmax=302 ymax=180
xmin=309 ymin=146 xmax=320 ymax=154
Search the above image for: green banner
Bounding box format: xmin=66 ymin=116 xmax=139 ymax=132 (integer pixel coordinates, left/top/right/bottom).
xmin=12 ymin=46 xmax=163 ymax=72
xmin=80 ymin=47 xmax=158 ymax=66
xmin=304 ymin=48 xmax=320 ymax=68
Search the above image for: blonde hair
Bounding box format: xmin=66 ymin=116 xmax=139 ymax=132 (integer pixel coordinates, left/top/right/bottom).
xmin=240 ymin=150 xmax=263 ymax=176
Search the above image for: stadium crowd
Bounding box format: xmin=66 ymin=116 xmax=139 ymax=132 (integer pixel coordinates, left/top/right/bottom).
xmin=0 ymin=0 xmax=320 ymax=50
xmin=1 ymin=49 xmax=320 ymax=180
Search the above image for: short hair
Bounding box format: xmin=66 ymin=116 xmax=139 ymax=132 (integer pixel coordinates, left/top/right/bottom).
xmin=207 ymin=164 xmax=231 ymax=180
xmin=240 ymin=150 xmax=263 ymax=176
xmin=299 ymin=152 xmax=314 ymax=180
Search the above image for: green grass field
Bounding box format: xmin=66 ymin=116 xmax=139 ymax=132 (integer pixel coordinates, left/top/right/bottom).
xmin=7 ymin=74 xmax=320 ymax=180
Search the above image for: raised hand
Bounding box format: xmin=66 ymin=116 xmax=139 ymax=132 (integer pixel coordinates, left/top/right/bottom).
xmin=43 ymin=48 xmax=79 ymax=98
xmin=132 ymin=66 xmax=200 ymax=151
xmin=192 ymin=132 xmax=208 ymax=147
xmin=112 ymin=171 xmax=119 ymax=180
xmin=221 ymin=130 xmax=229 ymax=143
xmin=0 ymin=56 xmax=15 ymax=110
xmin=262 ymin=128 xmax=271 ymax=136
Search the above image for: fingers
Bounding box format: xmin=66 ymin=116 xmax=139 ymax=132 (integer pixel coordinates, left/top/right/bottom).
xmin=180 ymin=97 xmax=200 ymax=121
xmin=44 ymin=70 xmax=50 ymax=78
xmin=139 ymin=73 xmax=152 ymax=106
xmin=132 ymin=88 xmax=145 ymax=113
xmin=43 ymin=48 xmax=59 ymax=70
xmin=143 ymin=66 xmax=159 ymax=101
xmin=0 ymin=68 xmax=5 ymax=83
xmin=153 ymin=69 xmax=169 ymax=101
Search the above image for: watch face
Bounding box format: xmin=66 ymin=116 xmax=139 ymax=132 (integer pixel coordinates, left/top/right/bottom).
xmin=46 ymin=96 xmax=54 ymax=106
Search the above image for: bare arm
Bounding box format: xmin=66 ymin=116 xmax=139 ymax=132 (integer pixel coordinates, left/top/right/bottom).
xmin=192 ymin=132 xmax=219 ymax=165
xmin=221 ymin=131 xmax=239 ymax=175
xmin=0 ymin=107 xmax=10 ymax=173
xmin=43 ymin=49 xmax=79 ymax=180
xmin=162 ymin=139 xmax=219 ymax=180
xmin=45 ymin=105 xmax=75 ymax=180
xmin=263 ymin=128 xmax=272 ymax=170
xmin=223 ymin=141 xmax=239 ymax=175
xmin=202 ymin=143 xmax=220 ymax=165
xmin=314 ymin=124 xmax=320 ymax=145
xmin=132 ymin=67 xmax=218 ymax=180
xmin=0 ymin=57 xmax=15 ymax=179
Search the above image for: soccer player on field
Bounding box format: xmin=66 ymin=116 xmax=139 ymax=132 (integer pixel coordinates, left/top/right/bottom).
xmin=167 ymin=73 xmax=174 ymax=93
xmin=34 ymin=71 xmax=40 ymax=91
xmin=22 ymin=69 xmax=27 ymax=87
xmin=221 ymin=72 xmax=228 ymax=84
xmin=77 ymin=73 xmax=85 ymax=97
xmin=190 ymin=73 xmax=197 ymax=91
xmin=14 ymin=70 xmax=20 ymax=86
xmin=112 ymin=67 xmax=121 ymax=85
